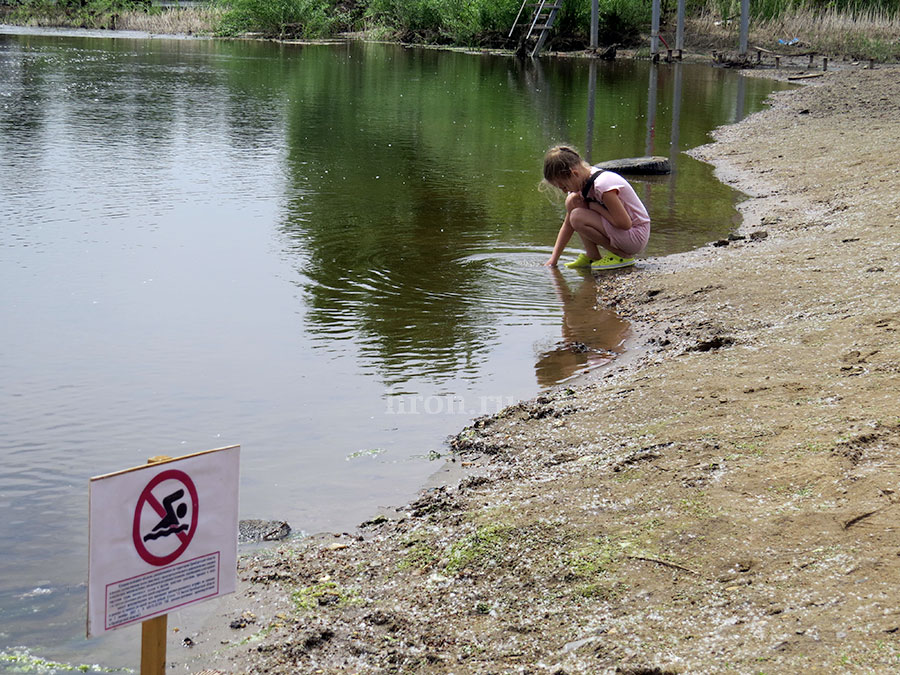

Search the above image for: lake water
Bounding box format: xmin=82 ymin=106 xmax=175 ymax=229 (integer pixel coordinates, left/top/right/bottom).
xmin=0 ymin=28 xmax=789 ymax=671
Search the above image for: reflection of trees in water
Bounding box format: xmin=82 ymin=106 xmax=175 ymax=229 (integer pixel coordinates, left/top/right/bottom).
xmin=0 ymin=38 xmax=48 ymax=136
xmin=0 ymin=36 xmax=51 ymax=201
xmin=281 ymin=153 xmax=496 ymax=385
xmin=1 ymin=34 xmax=298 ymax=198
xmin=277 ymin=47 xmax=505 ymax=384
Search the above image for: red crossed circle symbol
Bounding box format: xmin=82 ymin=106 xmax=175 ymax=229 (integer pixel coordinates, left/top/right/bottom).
xmin=132 ymin=469 xmax=199 ymax=566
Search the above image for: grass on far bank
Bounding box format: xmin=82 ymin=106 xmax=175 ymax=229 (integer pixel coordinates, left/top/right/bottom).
xmin=687 ymin=4 xmax=900 ymax=61
xmin=117 ymin=6 xmax=223 ymax=34
xmin=2 ymin=0 xmax=222 ymax=33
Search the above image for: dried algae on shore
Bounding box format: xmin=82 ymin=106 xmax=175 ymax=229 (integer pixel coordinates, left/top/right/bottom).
xmin=175 ymin=65 xmax=900 ymax=674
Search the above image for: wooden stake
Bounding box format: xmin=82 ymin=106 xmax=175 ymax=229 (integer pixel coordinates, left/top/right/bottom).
xmin=141 ymin=615 xmax=167 ymax=675
xmin=141 ymin=455 xmax=171 ymax=675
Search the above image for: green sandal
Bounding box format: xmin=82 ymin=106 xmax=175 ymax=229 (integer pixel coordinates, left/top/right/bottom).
xmin=591 ymin=254 xmax=635 ymax=270
xmin=564 ymin=253 xmax=595 ymax=269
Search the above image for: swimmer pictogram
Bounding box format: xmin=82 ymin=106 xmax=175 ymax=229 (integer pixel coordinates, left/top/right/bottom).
xmin=143 ymin=489 xmax=189 ymax=541
xmin=132 ymin=469 xmax=199 ymax=566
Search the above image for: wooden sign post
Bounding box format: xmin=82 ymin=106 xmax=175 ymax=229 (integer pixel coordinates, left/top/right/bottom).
xmin=140 ymin=455 xmax=172 ymax=675
xmin=141 ymin=615 xmax=167 ymax=675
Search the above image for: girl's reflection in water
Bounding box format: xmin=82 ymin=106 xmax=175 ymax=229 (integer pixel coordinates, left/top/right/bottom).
xmin=536 ymin=267 xmax=630 ymax=387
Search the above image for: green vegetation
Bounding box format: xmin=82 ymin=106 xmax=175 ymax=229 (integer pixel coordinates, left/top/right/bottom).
xmin=4 ymin=0 xmax=152 ymax=30
xmin=562 ymin=524 xmax=668 ymax=599
xmin=566 ymin=534 xmax=622 ymax=576
xmin=292 ymin=579 xmax=362 ymax=610
xmin=215 ymin=0 xmax=346 ymax=37
xmin=397 ymin=535 xmax=439 ymax=571
xmin=0 ymin=649 xmax=130 ymax=673
xmin=444 ymin=523 xmax=513 ymax=574
xmin=2 ymin=0 xmax=897 ymax=57
xmin=363 ymin=0 xmax=521 ymax=44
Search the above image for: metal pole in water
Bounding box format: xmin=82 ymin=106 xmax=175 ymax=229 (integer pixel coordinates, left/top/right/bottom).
xmin=591 ymin=0 xmax=598 ymax=50
xmin=675 ymin=0 xmax=685 ymax=58
xmin=668 ymin=62 xmax=683 ymax=213
xmin=735 ymin=75 xmax=746 ymax=123
xmin=586 ymin=59 xmax=597 ymax=163
xmin=669 ymin=62 xmax=682 ymax=170
xmin=739 ymin=0 xmax=750 ymax=56
xmin=645 ymin=62 xmax=658 ymax=157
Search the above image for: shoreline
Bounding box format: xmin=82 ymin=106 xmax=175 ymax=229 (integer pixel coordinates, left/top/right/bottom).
xmin=172 ymin=62 xmax=900 ymax=673
xmin=1 ymin=22 xmax=888 ymax=70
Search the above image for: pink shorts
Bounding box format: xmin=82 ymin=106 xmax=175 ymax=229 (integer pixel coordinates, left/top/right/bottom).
xmin=601 ymin=218 xmax=650 ymax=256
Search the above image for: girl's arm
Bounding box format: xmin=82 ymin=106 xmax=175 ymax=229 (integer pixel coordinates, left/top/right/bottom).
xmin=590 ymin=190 xmax=632 ymax=230
xmin=545 ymin=214 xmax=574 ymax=266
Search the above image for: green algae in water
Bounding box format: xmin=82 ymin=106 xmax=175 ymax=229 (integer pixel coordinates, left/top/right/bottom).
xmin=345 ymin=448 xmax=386 ymax=460
xmin=0 ymin=649 xmax=131 ymax=674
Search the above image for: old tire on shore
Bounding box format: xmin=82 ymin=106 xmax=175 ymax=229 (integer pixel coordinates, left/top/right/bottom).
xmin=596 ymin=155 xmax=671 ymax=174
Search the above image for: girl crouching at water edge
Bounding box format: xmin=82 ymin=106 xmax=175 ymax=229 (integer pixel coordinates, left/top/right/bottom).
xmin=543 ymin=145 xmax=651 ymax=270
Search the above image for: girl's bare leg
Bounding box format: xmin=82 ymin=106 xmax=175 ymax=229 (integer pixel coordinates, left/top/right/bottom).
xmin=569 ymin=207 xmax=631 ymax=258
xmin=563 ymin=194 xmax=608 ymax=259
xmin=575 ymin=232 xmax=604 ymax=260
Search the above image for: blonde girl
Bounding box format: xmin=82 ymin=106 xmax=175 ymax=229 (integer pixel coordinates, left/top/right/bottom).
xmin=542 ymin=145 xmax=651 ymax=270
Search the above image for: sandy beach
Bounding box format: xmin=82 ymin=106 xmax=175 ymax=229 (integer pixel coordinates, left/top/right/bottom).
xmin=174 ymin=62 xmax=900 ymax=673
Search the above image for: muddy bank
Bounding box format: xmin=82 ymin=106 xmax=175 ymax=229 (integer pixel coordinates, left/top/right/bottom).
xmin=173 ymin=65 xmax=900 ymax=673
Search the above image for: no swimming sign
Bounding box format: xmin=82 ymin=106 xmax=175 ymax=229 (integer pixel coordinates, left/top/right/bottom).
xmin=87 ymin=445 xmax=240 ymax=638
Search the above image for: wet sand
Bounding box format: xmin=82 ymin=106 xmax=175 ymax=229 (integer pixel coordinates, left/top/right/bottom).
xmin=174 ymin=63 xmax=900 ymax=673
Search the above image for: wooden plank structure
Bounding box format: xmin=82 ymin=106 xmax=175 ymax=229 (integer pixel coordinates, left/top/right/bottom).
xmin=509 ymin=0 xmax=563 ymax=58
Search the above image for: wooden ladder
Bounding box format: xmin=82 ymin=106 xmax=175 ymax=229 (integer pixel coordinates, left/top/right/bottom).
xmin=509 ymin=0 xmax=563 ymax=58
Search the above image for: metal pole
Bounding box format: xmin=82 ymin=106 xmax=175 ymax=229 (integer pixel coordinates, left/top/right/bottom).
xmin=739 ymin=0 xmax=749 ymax=56
xmin=644 ymin=62 xmax=658 ymax=157
xmin=675 ymin=0 xmax=685 ymax=56
xmin=650 ymin=0 xmax=661 ymax=58
xmin=668 ymin=62 xmax=683 ymax=215
xmin=670 ymin=62 xmax=682 ymax=167
xmin=591 ymin=0 xmax=598 ymax=50
xmin=508 ymin=0 xmax=528 ymax=39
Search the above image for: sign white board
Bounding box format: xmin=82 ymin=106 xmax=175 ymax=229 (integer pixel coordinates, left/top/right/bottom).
xmin=87 ymin=445 xmax=239 ymax=637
